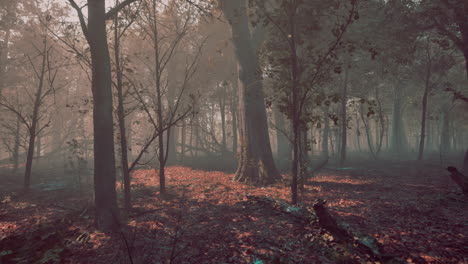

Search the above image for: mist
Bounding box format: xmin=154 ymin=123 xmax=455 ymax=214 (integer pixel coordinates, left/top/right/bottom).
xmin=1 ymin=0 xmax=467 ymax=263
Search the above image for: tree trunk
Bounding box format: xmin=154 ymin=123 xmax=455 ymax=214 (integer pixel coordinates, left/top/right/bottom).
xmin=390 ymin=83 xmax=407 ymax=154
xmin=220 ymin=0 xmax=281 ymax=186
xmin=0 ymin=3 xmax=13 ymax=98
xmin=322 ymin=106 xmax=330 ymax=158
xmin=339 ymin=64 xmax=349 ymax=166
xmin=418 ymin=50 xmax=432 ymax=160
xmin=35 ymin=127 xmax=41 ymax=163
xmin=181 ymin=120 xmax=186 ymax=162
xmin=230 ymin=73 xmax=239 ymax=155
xmin=24 ymin=36 xmax=48 ymax=190
xmin=440 ymin=106 xmax=451 ymax=155
xmin=360 ymin=104 xmax=376 ymax=159
xmin=417 ymin=84 xmax=430 ymax=160
xmin=13 ymin=117 xmax=20 ymax=172
xmin=230 ymin=75 xmax=238 ymax=155
xmin=87 ymin=0 xmax=119 ymax=231
xmin=273 ymin=105 xmax=291 ymax=162
xmin=113 ymin=13 xmax=131 ymax=215
xmin=220 ymin=83 xmax=227 ymax=156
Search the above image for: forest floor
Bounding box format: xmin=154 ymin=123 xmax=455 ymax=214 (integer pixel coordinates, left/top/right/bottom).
xmin=0 ymin=159 xmax=467 ymax=264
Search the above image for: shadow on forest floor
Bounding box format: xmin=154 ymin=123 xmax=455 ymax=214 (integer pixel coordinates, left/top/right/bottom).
xmin=1 ymin=159 xmax=467 ymax=263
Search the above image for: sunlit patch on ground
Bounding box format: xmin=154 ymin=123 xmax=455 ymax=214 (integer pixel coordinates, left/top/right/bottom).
xmin=1 ymin=161 xmax=467 ymax=263
xmin=313 ymin=175 xmax=374 ymax=185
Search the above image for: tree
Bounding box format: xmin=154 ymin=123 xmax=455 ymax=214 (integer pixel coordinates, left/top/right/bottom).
xmin=110 ymin=0 xmax=141 ymax=216
xmin=219 ymin=0 xmax=281 ymax=186
xmin=255 ymin=0 xmax=358 ymax=203
xmin=68 ymin=0 xmax=139 ymax=231
xmin=0 ymin=18 xmax=61 ymax=189
xmin=419 ymin=0 xmax=468 ymax=168
xmin=132 ymin=0 xmax=202 ymax=195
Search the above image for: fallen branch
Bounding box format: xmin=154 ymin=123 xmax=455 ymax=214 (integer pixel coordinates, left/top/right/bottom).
xmin=245 ymin=195 xmax=394 ymax=262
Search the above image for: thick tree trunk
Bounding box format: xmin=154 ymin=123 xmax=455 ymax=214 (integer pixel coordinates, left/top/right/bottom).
xmin=88 ymin=0 xmax=119 ymax=231
xmin=220 ymin=0 xmax=280 ymax=186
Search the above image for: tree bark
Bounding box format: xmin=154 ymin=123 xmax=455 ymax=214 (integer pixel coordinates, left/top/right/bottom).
xmin=390 ymin=83 xmax=407 ymax=154
xmin=440 ymin=106 xmax=451 ymax=155
xmin=339 ymin=64 xmax=349 ymax=166
xmin=113 ymin=11 xmax=131 ymax=215
xmin=230 ymin=79 xmax=238 ymax=155
xmin=24 ymin=36 xmax=48 ymax=190
xmin=36 ymin=133 xmax=41 ymax=163
xmin=273 ymin=105 xmax=291 ymax=162
xmin=322 ymin=106 xmax=330 ymax=158
xmin=87 ymin=0 xmax=119 ymax=231
xmin=219 ymin=83 xmax=227 ymax=156
xmin=417 ymin=79 xmax=430 ymax=161
xmin=220 ymin=0 xmax=281 ymax=186
xmin=13 ymin=117 xmax=20 ymax=172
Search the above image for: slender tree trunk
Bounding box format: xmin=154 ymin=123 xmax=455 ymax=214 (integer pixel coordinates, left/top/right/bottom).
xmin=390 ymin=83 xmax=407 ymax=155
xmin=418 ymin=79 xmax=430 ymax=160
xmin=220 ymin=83 xmax=227 ymax=156
xmin=0 ymin=4 xmax=13 ymax=99
xmin=230 ymin=79 xmax=238 ymax=154
xmin=220 ymin=0 xmax=281 ymax=186
xmin=0 ymin=10 xmax=13 ymax=158
xmin=289 ymin=7 xmax=300 ymax=205
xmin=166 ymin=62 xmax=178 ymax=165
xmin=181 ymin=120 xmax=186 ymax=162
xmin=24 ymin=36 xmax=48 ymax=190
xmin=322 ymin=106 xmax=330 ymax=158
xmin=273 ymin=105 xmax=291 ymax=162
xmin=87 ymin=0 xmax=119 ymax=230
xmin=360 ymin=103 xmax=375 ymax=158
xmin=339 ymin=63 xmax=348 ymax=166
xmin=35 ymin=129 xmax=41 ymax=163
xmin=113 ymin=12 xmax=131 ymax=215
xmin=440 ymin=107 xmax=451 ymax=156
xmin=13 ymin=117 xmax=20 ymax=172
xmin=355 ymin=111 xmax=361 ymax=152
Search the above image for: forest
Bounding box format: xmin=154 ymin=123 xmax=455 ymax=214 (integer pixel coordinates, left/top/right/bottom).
xmin=0 ymin=0 xmax=467 ymax=263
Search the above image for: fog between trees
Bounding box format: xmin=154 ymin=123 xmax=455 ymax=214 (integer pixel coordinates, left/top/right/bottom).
xmin=0 ymin=0 xmax=467 ymax=257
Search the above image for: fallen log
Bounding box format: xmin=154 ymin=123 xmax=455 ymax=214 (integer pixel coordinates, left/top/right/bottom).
xmin=313 ymin=199 xmax=386 ymax=261
xmin=245 ymin=195 xmax=394 ymax=262
xmin=447 ymin=166 xmax=468 ymax=196
xmin=313 ymin=199 xmax=352 ymax=241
